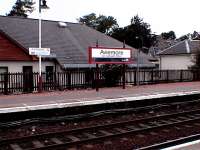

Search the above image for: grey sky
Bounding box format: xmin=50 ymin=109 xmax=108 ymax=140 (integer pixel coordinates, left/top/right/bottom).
xmin=0 ymin=0 xmax=200 ymax=37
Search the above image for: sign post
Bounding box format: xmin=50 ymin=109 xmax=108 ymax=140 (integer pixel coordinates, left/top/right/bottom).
xmin=122 ymin=41 xmax=126 ymax=89
xmin=88 ymin=46 xmax=132 ymax=91
xmin=95 ymin=42 xmax=99 ymax=92
xmin=29 ymin=47 xmax=50 ymax=92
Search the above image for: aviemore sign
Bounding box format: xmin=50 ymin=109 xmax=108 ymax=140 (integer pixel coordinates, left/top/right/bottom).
xmin=88 ymin=47 xmax=132 ymax=64
xmin=92 ymin=48 xmax=130 ymax=58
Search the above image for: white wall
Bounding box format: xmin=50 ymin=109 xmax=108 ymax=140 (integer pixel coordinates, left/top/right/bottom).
xmin=160 ymin=55 xmax=194 ymax=70
xmin=0 ymin=61 xmax=57 ymax=72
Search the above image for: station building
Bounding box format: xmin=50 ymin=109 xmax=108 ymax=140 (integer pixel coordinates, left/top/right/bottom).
xmin=0 ymin=15 xmax=154 ymax=74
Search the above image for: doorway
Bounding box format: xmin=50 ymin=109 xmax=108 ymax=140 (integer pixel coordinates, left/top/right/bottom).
xmin=23 ymin=66 xmax=33 ymax=92
xmin=46 ymin=66 xmax=54 ymax=82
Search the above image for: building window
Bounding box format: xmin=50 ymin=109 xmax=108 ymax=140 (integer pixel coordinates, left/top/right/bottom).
xmin=0 ymin=67 xmax=8 ymax=74
xmin=0 ymin=67 xmax=8 ymax=83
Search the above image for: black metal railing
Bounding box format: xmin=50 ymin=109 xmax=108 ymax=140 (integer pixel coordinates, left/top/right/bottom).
xmin=0 ymin=69 xmax=199 ymax=95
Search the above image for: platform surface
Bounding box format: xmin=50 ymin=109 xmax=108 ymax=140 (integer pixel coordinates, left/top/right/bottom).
xmin=163 ymin=139 xmax=200 ymax=150
xmin=0 ymin=82 xmax=200 ymax=113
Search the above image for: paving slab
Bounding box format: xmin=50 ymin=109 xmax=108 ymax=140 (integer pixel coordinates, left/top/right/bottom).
xmin=0 ymin=82 xmax=200 ymax=113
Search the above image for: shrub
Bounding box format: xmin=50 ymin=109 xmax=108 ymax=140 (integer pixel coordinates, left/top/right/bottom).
xmin=101 ymin=64 xmax=123 ymax=87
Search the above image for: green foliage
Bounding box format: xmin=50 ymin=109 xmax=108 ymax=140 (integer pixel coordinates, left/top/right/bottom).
xmin=78 ymin=13 xmax=97 ymax=28
xmin=101 ymin=64 xmax=122 ymax=87
xmin=7 ymin=0 xmax=35 ymax=17
xmin=161 ymin=31 xmax=176 ymax=40
xmin=96 ymin=15 xmax=118 ymax=35
xmin=177 ymin=31 xmax=200 ymax=41
xmin=191 ymin=31 xmax=200 ymax=40
xmin=111 ymin=15 xmax=155 ymax=53
xmin=79 ymin=14 xmax=156 ymax=52
xmin=78 ymin=13 xmax=118 ymax=34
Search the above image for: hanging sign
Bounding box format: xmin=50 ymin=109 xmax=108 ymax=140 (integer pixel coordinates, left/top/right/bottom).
xmin=29 ymin=48 xmax=50 ymax=56
xmin=88 ymin=47 xmax=132 ymax=64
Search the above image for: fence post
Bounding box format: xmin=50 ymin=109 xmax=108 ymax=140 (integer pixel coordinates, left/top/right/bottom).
xmin=192 ymin=70 xmax=195 ymax=81
xmin=193 ymin=70 xmax=197 ymax=81
xmin=95 ymin=64 xmax=99 ymax=92
xmin=54 ymin=72 xmax=57 ymax=90
xmin=180 ymin=70 xmax=183 ymax=82
xmin=57 ymin=72 xmax=62 ymax=90
xmin=122 ymin=64 xmax=126 ymax=89
xmin=151 ymin=69 xmax=154 ymax=84
xmin=4 ymin=73 xmax=8 ymax=95
xmin=166 ymin=70 xmax=169 ymax=82
xmin=134 ymin=70 xmax=137 ymax=85
xmin=68 ymin=71 xmax=71 ymax=90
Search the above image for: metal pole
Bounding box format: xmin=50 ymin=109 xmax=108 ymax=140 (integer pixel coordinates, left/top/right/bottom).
xmin=137 ymin=49 xmax=139 ymax=86
xmin=122 ymin=40 xmax=126 ymax=89
xmin=96 ymin=40 xmax=99 ymax=92
xmin=96 ymin=64 xmax=99 ymax=92
xmin=122 ymin=64 xmax=125 ymax=89
xmin=38 ymin=0 xmax=42 ymax=92
xmin=136 ymin=36 xmax=143 ymax=86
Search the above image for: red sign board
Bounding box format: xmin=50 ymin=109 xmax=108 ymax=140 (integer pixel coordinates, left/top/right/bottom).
xmin=88 ymin=47 xmax=132 ymax=64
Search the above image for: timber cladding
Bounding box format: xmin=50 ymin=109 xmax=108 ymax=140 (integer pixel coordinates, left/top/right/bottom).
xmin=0 ymin=33 xmax=34 ymax=61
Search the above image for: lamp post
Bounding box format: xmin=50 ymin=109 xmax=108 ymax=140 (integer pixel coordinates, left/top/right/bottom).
xmin=136 ymin=36 xmax=143 ymax=86
xmin=136 ymin=46 xmax=139 ymax=86
xmin=38 ymin=0 xmax=49 ymax=92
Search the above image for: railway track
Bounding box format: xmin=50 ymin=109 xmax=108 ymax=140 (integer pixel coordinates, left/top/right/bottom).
xmin=138 ymin=133 xmax=200 ymax=150
xmin=2 ymin=108 xmax=200 ymax=150
xmin=1 ymin=98 xmax=200 ymax=129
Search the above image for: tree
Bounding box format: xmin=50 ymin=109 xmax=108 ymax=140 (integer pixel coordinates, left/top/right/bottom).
xmin=7 ymin=0 xmax=35 ymax=17
xmin=161 ymin=31 xmax=176 ymax=40
xmin=78 ymin=13 xmax=97 ymax=29
xmin=79 ymin=14 xmax=155 ymax=52
xmin=111 ymin=15 xmax=155 ymax=53
xmin=78 ymin=13 xmax=118 ymax=34
xmin=191 ymin=31 xmax=200 ymax=40
xmin=96 ymin=15 xmax=118 ymax=34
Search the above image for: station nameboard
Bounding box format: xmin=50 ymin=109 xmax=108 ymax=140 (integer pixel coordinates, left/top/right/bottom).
xmin=88 ymin=47 xmax=132 ymax=64
xmin=29 ymin=48 xmax=50 ymax=56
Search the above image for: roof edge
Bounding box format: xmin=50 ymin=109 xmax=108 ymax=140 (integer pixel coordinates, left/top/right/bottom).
xmin=0 ymin=15 xmax=80 ymax=25
xmin=157 ymin=40 xmax=186 ymax=55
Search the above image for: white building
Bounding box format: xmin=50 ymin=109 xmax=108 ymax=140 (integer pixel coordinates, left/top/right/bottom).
xmin=158 ymin=40 xmax=200 ymax=70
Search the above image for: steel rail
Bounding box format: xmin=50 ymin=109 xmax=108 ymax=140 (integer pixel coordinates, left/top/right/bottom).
xmin=2 ymin=108 xmax=200 ymax=150
xmin=1 ymin=98 xmax=200 ymax=129
xmin=138 ymin=133 xmax=200 ymax=150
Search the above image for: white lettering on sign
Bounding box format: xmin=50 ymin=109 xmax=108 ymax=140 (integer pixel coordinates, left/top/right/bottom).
xmin=91 ymin=48 xmax=131 ymax=58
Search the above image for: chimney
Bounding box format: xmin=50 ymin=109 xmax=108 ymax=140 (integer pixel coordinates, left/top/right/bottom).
xmin=188 ymin=33 xmax=192 ymax=41
xmin=185 ymin=40 xmax=190 ymax=53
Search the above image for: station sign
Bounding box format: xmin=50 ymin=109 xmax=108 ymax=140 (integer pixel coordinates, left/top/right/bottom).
xmin=88 ymin=47 xmax=132 ymax=64
xmin=29 ymin=48 xmax=50 ymax=56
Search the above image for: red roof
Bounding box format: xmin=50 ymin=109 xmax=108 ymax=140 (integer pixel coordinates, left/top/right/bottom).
xmin=0 ymin=32 xmax=37 ymax=61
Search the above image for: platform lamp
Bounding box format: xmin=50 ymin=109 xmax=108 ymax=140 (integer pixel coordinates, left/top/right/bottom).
xmin=38 ymin=0 xmax=49 ymax=93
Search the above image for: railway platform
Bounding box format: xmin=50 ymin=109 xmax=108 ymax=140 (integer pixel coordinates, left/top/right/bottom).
xmin=0 ymin=81 xmax=200 ymax=113
xmin=163 ymin=139 xmax=200 ymax=150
